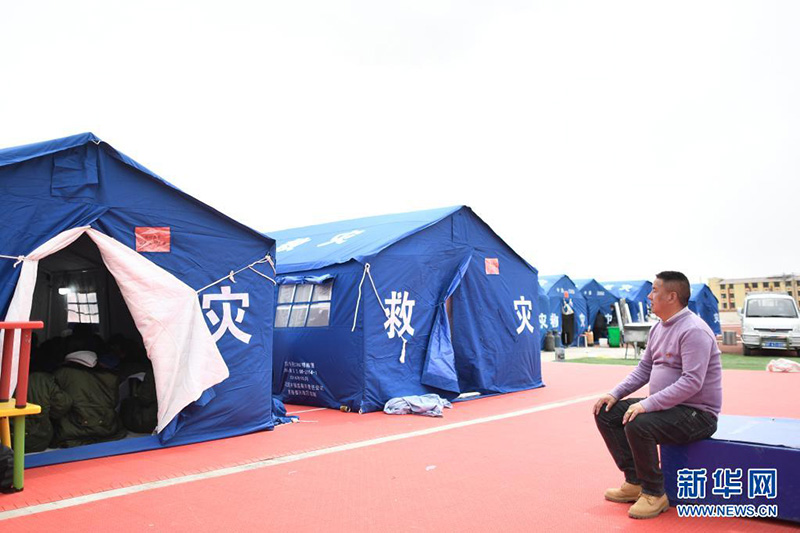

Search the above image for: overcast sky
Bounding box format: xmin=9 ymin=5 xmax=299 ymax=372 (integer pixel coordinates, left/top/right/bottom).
xmin=2 ymin=1 xmax=799 ymax=282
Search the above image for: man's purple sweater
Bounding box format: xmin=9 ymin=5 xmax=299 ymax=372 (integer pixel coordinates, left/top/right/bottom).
xmin=610 ymin=308 xmax=722 ymax=417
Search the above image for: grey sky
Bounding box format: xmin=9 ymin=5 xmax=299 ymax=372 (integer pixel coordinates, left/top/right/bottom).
xmin=2 ymin=1 xmax=798 ymax=282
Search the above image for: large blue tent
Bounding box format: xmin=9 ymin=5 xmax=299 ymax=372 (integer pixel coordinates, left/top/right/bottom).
xmin=600 ymin=280 xmax=653 ymax=322
xmin=269 ymin=206 xmax=544 ymax=412
xmin=538 ymin=275 xmax=588 ymax=346
xmin=0 ymin=133 xmax=277 ymax=466
xmin=574 ymin=278 xmax=619 ymax=339
xmin=690 ymin=283 xmax=721 ymax=335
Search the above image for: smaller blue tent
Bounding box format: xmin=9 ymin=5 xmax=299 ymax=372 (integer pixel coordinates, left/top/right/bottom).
xmin=270 ymin=206 xmax=544 ymax=413
xmin=690 ymin=283 xmax=721 ymax=335
xmin=538 ymin=275 xmax=588 ymax=346
xmin=574 ymin=279 xmax=619 ymax=339
xmin=601 ymin=280 xmax=652 ymax=322
xmin=536 ymin=284 xmax=550 ymax=348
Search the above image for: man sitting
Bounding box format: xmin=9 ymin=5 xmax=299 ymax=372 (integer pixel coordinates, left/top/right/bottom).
xmin=593 ymin=271 xmax=721 ymax=519
xmin=53 ymin=339 xmax=126 ymax=448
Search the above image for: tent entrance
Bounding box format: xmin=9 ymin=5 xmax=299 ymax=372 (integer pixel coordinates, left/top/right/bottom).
xmin=445 ymin=291 xmax=480 ymax=399
xmin=592 ymin=310 xmax=608 ymax=343
xmin=32 ymin=235 xmax=140 ymax=344
xmin=27 ymin=234 xmax=158 ymax=451
xmin=445 ymin=296 xmax=454 ymax=342
xmin=419 ymin=254 xmax=471 ymax=396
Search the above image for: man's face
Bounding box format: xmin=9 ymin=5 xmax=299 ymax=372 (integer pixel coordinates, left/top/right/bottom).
xmin=648 ymin=278 xmax=675 ymax=318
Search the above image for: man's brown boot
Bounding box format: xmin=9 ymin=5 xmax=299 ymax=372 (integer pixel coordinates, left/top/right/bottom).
xmin=604 ymin=482 xmax=642 ymax=503
xmin=628 ymin=493 xmax=669 ymax=519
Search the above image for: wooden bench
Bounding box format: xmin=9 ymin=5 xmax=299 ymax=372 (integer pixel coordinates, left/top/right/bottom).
xmin=0 ymin=321 xmax=43 ymax=492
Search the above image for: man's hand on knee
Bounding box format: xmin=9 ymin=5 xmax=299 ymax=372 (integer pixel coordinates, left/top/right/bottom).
xmin=622 ymin=402 xmax=646 ymax=425
xmin=593 ymin=393 xmax=618 ymax=415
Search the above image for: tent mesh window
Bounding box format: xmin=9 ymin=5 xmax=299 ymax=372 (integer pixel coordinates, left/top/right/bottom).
xmin=276 ymin=281 xmax=334 ymax=328
xmin=66 ymin=290 xmax=100 ymax=324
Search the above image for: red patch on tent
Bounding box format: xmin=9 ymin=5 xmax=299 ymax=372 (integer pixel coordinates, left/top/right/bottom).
xmin=135 ymin=227 xmax=171 ymax=252
xmin=485 ymin=258 xmax=499 ymax=275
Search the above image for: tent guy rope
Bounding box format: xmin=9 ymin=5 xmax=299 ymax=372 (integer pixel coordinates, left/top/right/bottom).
xmin=351 ymin=262 xmax=409 ymax=363
xmin=0 ymin=254 xmax=25 ymax=267
xmin=196 ymin=253 xmax=276 ymax=294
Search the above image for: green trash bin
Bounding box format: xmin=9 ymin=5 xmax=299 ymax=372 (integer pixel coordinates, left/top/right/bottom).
xmin=608 ymin=326 xmax=621 ymax=348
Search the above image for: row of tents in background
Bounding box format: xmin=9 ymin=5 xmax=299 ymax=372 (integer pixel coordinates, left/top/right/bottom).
xmin=537 ymin=275 xmax=721 ymax=348
xmin=0 ymin=133 xmax=719 ymax=469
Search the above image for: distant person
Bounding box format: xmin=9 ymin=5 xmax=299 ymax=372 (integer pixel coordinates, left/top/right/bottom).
xmin=34 ymin=337 xmax=65 ymax=373
xmin=111 ymin=337 xmax=150 ymax=379
xmin=593 ymin=311 xmax=608 ymax=344
xmin=593 ymin=271 xmax=722 ymax=519
xmin=561 ymin=291 xmax=575 ymax=346
xmin=608 ymin=304 xmax=618 ymax=327
xmin=73 ymin=324 xmax=106 ymax=356
xmin=52 ymin=338 xmax=126 ymax=448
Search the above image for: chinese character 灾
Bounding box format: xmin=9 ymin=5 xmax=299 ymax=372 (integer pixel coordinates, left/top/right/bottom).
xmin=513 ymin=296 xmax=534 ymax=334
xmin=202 ymin=285 xmax=252 ymax=344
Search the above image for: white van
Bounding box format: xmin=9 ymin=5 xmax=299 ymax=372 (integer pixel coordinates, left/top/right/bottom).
xmin=740 ymin=292 xmax=800 ymax=355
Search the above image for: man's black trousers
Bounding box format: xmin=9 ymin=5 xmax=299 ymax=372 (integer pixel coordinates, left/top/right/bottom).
xmin=594 ymin=398 xmax=718 ymax=496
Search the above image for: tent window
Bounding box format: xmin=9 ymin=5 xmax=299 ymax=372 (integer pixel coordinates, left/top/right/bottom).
xmin=294 ymin=284 xmax=313 ymax=303
xmin=275 ymin=281 xmax=334 ymax=328
xmin=66 ymin=291 xmax=100 ymax=324
xmin=312 ymin=282 xmax=332 ymax=302
xmin=306 ymin=303 xmax=330 ymax=327
xmin=278 ymin=285 xmax=295 ymax=304
xmin=275 ymin=305 xmax=291 ymax=328
xmin=289 ymin=304 xmax=309 ymax=327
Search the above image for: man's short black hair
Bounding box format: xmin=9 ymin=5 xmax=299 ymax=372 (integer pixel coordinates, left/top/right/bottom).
xmin=656 ymin=271 xmax=691 ymax=307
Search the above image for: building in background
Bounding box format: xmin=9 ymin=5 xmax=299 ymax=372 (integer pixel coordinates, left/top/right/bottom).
xmin=708 ymin=274 xmax=800 ymax=312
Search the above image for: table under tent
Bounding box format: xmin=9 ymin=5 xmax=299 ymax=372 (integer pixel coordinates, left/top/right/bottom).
xmin=600 ymin=280 xmax=652 ymax=323
xmin=574 ymin=278 xmax=620 ymax=344
xmin=689 ymin=283 xmax=722 ymax=335
xmin=538 ymin=275 xmax=588 ymax=347
xmin=268 ymin=206 xmax=544 ymax=413
xmin=0 ymin=133 xmax=278 ymax=466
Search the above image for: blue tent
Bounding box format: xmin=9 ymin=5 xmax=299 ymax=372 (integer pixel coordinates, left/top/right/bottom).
xmin=574 ymin=278 xmax=619 ymax=337
xmin=0 ymin=133 xmax=277 ymax=466
xmin=269 ymin=206 xmax=544 ymax=412
xmin=601 ymin=280 xmax=653 ymax=322
xmin=538 ymin=275 xmax=588 ymax=346
xmin=536 ymin=284 xmax=551 ymax=348
xmin=690 ymin=283 xmax=721 ymax=335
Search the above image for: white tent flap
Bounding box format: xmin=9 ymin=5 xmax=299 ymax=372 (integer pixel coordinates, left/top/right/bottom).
xmin=3 ymin=227 xmax=229 ymax=433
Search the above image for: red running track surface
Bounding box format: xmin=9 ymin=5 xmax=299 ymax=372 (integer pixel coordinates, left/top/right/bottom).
xmin=1 ymin=361 xmax=798 ymax=531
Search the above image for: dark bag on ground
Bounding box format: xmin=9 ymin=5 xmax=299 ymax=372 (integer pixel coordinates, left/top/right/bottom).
xmin=0 ymin=444 xmax=13 ymax=493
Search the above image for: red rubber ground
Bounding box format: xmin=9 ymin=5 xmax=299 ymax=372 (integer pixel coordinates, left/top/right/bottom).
xmin=1 ymin=361 xmax=797 ymax=531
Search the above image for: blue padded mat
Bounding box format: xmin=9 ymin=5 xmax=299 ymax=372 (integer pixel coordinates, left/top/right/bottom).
xmin=711 ymin=415 xmax=800 ymax=449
